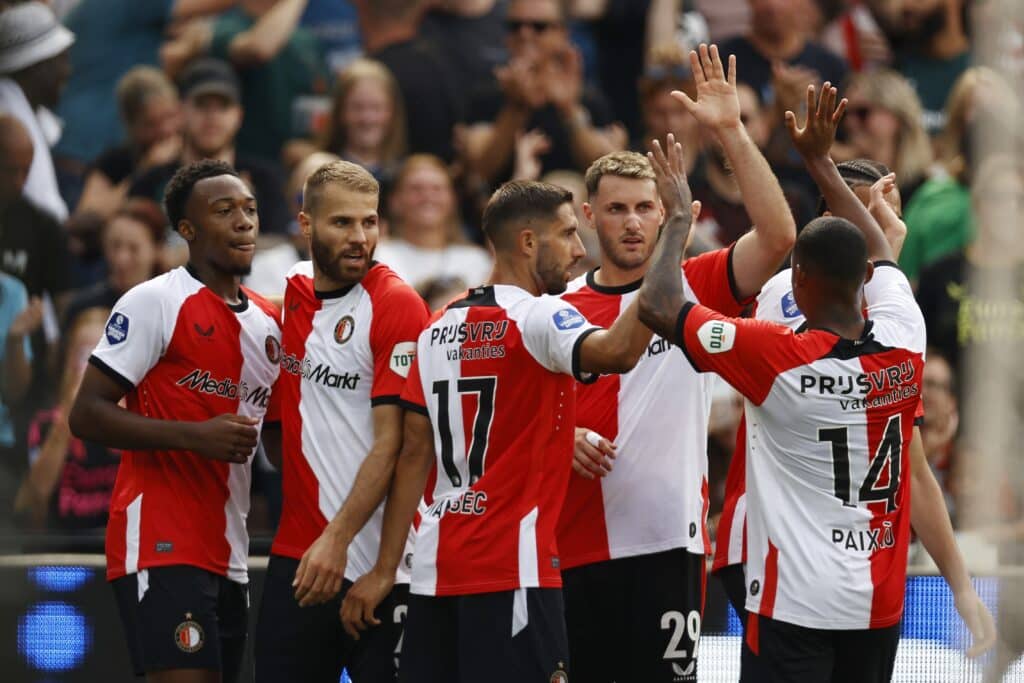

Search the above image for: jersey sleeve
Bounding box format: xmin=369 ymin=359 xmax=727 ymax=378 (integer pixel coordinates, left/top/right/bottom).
xmin=89 ymin=282 xmax=171 ymax=391
xmin=683 ymin=244 xmax=751 ymax=316
xmin=369 ymin=285 xmax=430 ymax=405
xmin=673 ymin=302 xmax=806 ymax=405
xmin=520 ymin=296 xmax=601 ymax=383
xmin=864 ymin=262 xmax=927 ymax=354
xmin=398 ymin=352 xmax=428 ymax=416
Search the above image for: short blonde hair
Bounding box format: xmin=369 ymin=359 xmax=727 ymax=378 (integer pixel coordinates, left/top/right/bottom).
xmin=116 ymin=66 xmax=177 ymax=126
xmin=584 ymin=151 xmax=655 ymax=197
xmin=302 ymin=160 xmax=379 ymax=213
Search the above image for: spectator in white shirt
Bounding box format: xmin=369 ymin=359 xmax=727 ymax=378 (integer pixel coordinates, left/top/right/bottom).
xmin=0 ymin=2 xmax=73 ymax=221
xmin=375 ymin=154 xmax=493 ymax=295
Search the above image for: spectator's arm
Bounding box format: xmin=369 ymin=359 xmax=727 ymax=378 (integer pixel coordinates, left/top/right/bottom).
xmin=646 ymin=0 xmax=682 ymax=56
xmin=2 ymin=297 xmax=41 ymax=405
xmin=227 ymin=0 xmax=308 ymax=67
xmin=161 ymin=19 xmax=214 ymax=80
xmin=547 ymin=47 xmax=622 ymax=170
xmin=172 ymin=0 xmax=238 ymax=20
xmin=463 ymin=109 xmax=532 ymax=184
xmin=562 ymin=106 xmax=623 ymax=171
xmin=909 ymin=427 xmax=997 ymax=657
xmin=13 ymin=412 xmax=72 ymax=527
xmin=76 ymin=172 xmax=129 ymax=220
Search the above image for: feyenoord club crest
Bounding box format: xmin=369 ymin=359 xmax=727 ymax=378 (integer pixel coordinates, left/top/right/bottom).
xmin=174 ymin=613 xmax=205 ymax=653
xmin=265 ymin=335 xmax=281 ymax=363
xmin=550 ymin=662 xmax=569 ymax=683
xmin=334 ymin=315 xmax=355 ymax=345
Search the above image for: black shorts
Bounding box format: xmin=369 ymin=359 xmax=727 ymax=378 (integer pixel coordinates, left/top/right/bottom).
xmin=562 ymin=548 xmax=706 ymax=683
xmin=715 ymin=563 xmax=757 ymax=678
xmin=111 ymin=564 xmax=248 ymax=681
xmin=399 ymin=587 xmax=569 ymax=683
xmin=255 ymin=554 xmax=408 ymax=682
xmin=742 ymin=614 xmax=900 ymax=683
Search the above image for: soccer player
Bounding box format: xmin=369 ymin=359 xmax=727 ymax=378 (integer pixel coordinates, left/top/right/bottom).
xmin=714 ymin=159 xmax=907 ymax=619
xmin=341 ymin=179 xmax=654 ymax=681
xmin=711 ymin=87 xmax=996 ymax=678
xmin=636 ymin=83 xmax=993 ymax=682
xmin=69 ymin=160 xmax=282 ymax=683
xmin=556 ymin=44 xmax=796 ymax=682
xmin=254 ymin=160 xmax=429 ymax=681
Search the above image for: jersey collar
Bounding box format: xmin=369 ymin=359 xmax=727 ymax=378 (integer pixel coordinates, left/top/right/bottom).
xmin=585 ymin=268 xmax=643 ymax=294
xmin=184 ymin=263 xmax=249 ymax=312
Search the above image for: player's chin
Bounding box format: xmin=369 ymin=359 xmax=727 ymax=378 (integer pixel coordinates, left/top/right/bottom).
xmin=222 ymin=252 xmax=254 ymax=276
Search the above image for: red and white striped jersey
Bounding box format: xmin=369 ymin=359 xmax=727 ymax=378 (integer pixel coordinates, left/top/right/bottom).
xmin=90 ymin=266 xmax=281 ymax=583
xmin=400 ymin=285 xmax=600 ymax=596
xmin=677 ymin=264 xmax=925 ymax=629
xmin=557 ymin=247 xmax=747 ymax=568
xmin=713 ymin=270 xmax=806 ymax=573
xmin=270 ymin=262 xmax=429 ymax=582
xmin=712 ymin=269 xmax=926 ymax=575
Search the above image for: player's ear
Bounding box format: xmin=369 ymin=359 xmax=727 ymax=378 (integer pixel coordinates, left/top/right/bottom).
xmin=298 ymin=211 xmax=312 ymax=239
xmin=863 ymin=260 xmax=875 ymax=285
xmin=518 ymin=228 xmax=536 ymax=257
xmin=177 ymin=219 xmax=197 ymax=243
xmin=582 ymin=202 xmax=594 ymax=226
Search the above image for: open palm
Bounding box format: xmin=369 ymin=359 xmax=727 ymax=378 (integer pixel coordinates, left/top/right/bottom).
xmin=670 ymin=44 xmax=741 ymax=131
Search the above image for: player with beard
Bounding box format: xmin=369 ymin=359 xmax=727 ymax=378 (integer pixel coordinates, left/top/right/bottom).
xmin=340 ymin=179 xmax=655 ymax=682
xmin=555 ymin=44 xmax=796 ymax=682
xmin=254 ymin=161 xmax=429 ymax=682
xmin=69 ymin=160 xmax=282 ymax=683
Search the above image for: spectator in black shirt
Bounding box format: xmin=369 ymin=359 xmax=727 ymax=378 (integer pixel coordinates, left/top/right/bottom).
xmin=356 ymin=0 xmax=462 ymax=162
xmin=129 ymin=59 xmax=290 ymax=235
xmin=0 ymin=114 xmax=70 ymax=306
xmin=76 ymin=67 xmax=182 ymax=221
xmin=62 ymin=198 xmax=166 ymax=336
xmin=719 ymin=0 xmax=848 ymax=113
xmin=421 ymin=0 xmax=508 ymax=98
xmin=461 ymin=0 xmax=623 ymax=185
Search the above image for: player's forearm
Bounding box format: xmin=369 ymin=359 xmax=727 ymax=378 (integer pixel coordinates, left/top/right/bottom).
xmin=803 ymin=155 xmax=893 ymax=263
xmin=582 ymin=297 xmax=655 ymax=374
xmin=638 ymin=211 xmax=693 ymax=339
xmin=909 ymin=430 xmax=972 ymax=596
xmin=717 ymin=125 xmax=796 ymax=281
xmin=326 ymin=442 xmax=401 ymax=546
xmin=69 ymin=394 xmax=196 ymax=452
xmin=373 ymin=453 xmax=430 ymax=576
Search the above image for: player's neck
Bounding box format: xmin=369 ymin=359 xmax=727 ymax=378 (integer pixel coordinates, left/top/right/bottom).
xmin=806 ymin=304 xmax=866 ymax=340
xmin=489 ymin=258 xmax=543 ymax=296
xmin=187 ymin=260 xmax=244 ymax=306
xmin=592 ymin=259 xmax=647 ymax=289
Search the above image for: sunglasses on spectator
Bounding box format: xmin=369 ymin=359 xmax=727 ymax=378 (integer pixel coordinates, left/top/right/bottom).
xmin=505 ymin=19 xmax=561 ymax=33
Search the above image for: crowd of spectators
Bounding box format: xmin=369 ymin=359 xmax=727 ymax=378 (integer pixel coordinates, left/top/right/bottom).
xmin=0 ymin=0 xmax=1021 ymax=614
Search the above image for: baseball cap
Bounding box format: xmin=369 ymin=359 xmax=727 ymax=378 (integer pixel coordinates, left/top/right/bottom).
xmin=177 ymin=58 xmax=241 ymax=104
xmin=0 ymin=2 xmax=75 ymax=75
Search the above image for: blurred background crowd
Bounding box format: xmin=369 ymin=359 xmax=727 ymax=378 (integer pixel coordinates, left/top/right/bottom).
xmin=0 ymin=0 xmax=1022 ymax=643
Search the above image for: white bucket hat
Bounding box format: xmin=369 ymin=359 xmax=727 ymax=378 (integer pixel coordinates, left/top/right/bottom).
xmin=0 ymin=2 xmax=75 ymax=75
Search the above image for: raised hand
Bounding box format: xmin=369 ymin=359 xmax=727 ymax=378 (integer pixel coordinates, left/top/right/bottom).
xmin=868 ymin=173 xmax=908 ymax=257
xmin=785 ymin=82 xmax=847 ymax=161
xmin=670 ymin=44 xmax=740 ymax=132
xmin=647 ymin=133 xmax=694 ymax=219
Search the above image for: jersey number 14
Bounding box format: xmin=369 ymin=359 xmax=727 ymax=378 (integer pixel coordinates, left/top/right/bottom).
xmin=818 ymin=414 xmax=903 ymax=513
